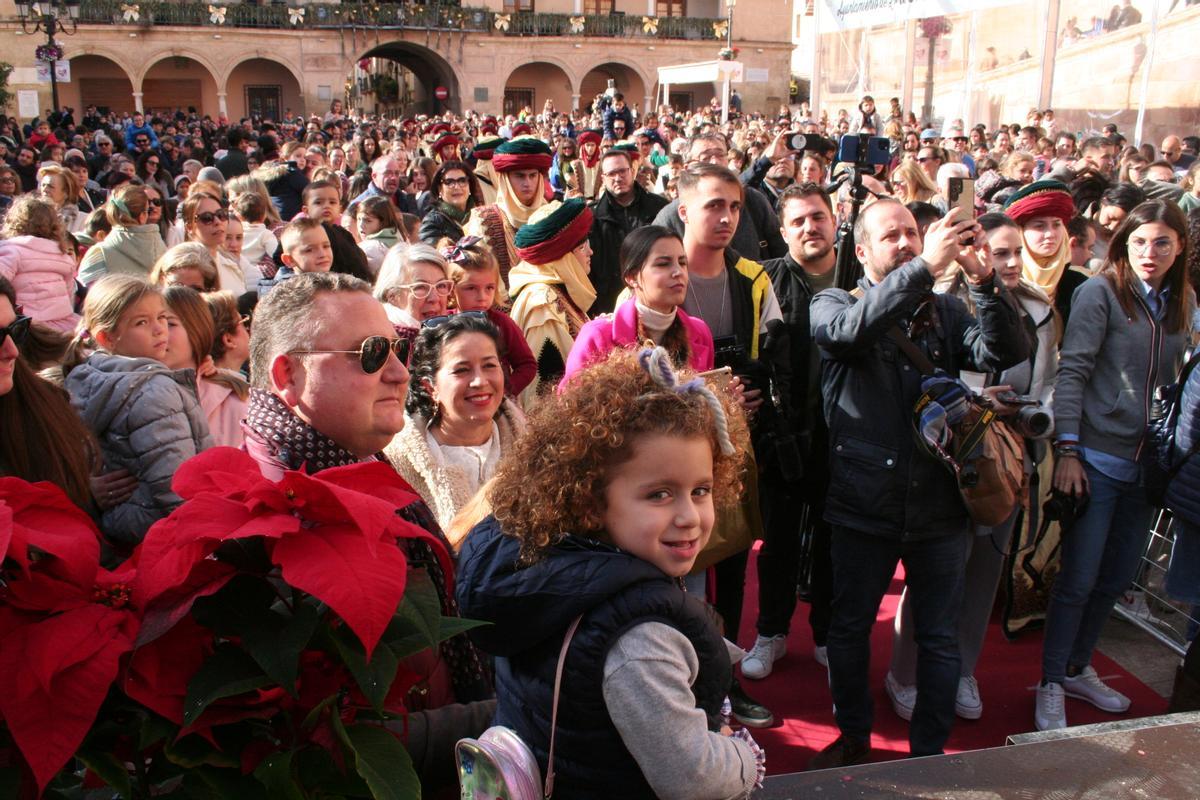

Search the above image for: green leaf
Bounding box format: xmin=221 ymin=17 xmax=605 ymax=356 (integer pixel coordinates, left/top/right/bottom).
xmin=184 ymin=766 xmax=266 ymax=800
xmin=138 ymin=712 xmax=177 ymax=751
xmin=253 ymin=752 xmax=305 ymax=800
xmin=77 ymin=747 xmax=133 ymax=798
xmin=331 ymin=624 xmax=399 ymax=713
xmin=164 ymin=734 xmax=240 ymax=770
xmin=182 ymin=643 xmax=271 ymax=727
xmin=0 ymin=768 xmax=22 ymax=799
xmin=344 ymin=724 xmax=420 ymax=800
xmin=299 ymin=692 xmax=339 ymax=732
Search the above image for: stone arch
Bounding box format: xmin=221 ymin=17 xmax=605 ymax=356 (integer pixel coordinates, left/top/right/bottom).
xmin=63 ymin=53 xmax=136 ymax=114
xmin=137 ymin=53 xmax=222 ymax=117
xmin=503 ymin=61 xmax=575 ymax=117
xmin=580 ymin=62 xmax=651 ymax=114
xmin=353 ymin=41 xmax=465 ymax=116
xmin=224 ymin=57 xmax=305 ymax=122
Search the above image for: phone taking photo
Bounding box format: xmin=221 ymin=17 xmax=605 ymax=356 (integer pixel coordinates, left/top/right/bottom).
xmin=947 ymin=177 xmax=976 ymax=219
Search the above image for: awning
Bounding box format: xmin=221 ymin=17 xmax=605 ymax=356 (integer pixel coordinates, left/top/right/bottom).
xmin=656 ymin=60 xmax=744 ymax=86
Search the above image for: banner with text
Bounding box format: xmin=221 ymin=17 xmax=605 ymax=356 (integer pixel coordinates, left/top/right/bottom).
xmin=820 ymin=0 xmax=1023 ymax=31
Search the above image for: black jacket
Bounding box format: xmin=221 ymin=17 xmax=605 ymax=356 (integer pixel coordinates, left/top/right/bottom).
xmin=214 ymin=149 xmax=249 ymax=180
xmin=418 ymin=205 xmax=467 ymax=246
xmin=810 ymin=259 xmax=1028 ymax=540
xmin=652 ymin=185 xmax=787 ymax=262
xmin=587 ymin=184 xmax=668 ymax=314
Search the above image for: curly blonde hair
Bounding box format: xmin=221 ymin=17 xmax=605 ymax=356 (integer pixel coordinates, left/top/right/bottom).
xmin=0 ymin=194 xmax=70 ymax=253
xmin=488 ymin=348 xmax=748 ymax=564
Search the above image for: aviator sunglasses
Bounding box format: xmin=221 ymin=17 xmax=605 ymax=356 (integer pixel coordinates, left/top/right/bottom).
xmin=290 ymin=334 xmax=410 ymax=374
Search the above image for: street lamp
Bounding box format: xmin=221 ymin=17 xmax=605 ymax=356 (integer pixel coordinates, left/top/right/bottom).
xmin=725 ymin=0 xmax=735 ymax=51
xmin=15 ymin=0 xmax=80 ymax=116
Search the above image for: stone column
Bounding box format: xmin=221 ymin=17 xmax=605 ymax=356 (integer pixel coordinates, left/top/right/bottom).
xmin=132 ymin=92 xmax=144 ymax=114
xmin=217 ymin=92 xmax=228 ymax=116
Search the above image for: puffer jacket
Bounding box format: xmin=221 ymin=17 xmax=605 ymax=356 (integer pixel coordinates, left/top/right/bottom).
xmin=0 ymin=234 xmax=79 ymax=334
xmin=65 ymin=353 xmax=212 ymax=545
xmin=77 ymin=224 xmax=166 ymax=285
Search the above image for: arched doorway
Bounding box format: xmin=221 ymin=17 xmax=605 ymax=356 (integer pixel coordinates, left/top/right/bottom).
xmin=580 ymin=62 xmax=648 ymax=114
xmin=226 ymin=58 xmax=303 ymax=122
xmin=352 ymin=42 xmax=461 ymax=117
xmin=504 ymin=62 xmax=574 ymax=118
xmin=65 ymin=55 xmax=135 ymax=115
xmin=141 ymin=55 xmax=220 ymax=117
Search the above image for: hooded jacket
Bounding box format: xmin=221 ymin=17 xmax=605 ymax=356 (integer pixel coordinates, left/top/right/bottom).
xmin=77 ymin=224 xmax=167 ymax=286
xmin=456 ymin=518 xmax=743 ymax=799
xmin=0 ymin=234 xmax=79 ymax=334
xmin=65 ymin=353 xmax=212 ymax=545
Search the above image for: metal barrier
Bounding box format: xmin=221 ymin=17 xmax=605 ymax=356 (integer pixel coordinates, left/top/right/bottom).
xmin=1113 ymin=509 xmax=1199 ymax=658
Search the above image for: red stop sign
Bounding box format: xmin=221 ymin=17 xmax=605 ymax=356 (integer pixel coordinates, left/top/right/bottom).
xmin=434 ymin=86 xmax=449 ymax=101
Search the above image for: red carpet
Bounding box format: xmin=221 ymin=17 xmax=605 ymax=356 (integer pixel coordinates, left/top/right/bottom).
xmin=735 ymin=544 xmax=1170 ymax=776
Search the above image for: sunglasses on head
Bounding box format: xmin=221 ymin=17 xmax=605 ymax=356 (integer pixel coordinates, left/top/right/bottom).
xmin=0 ymin=314 xmax=31 ymax=349
xmin=421 ymin=310 xmax=487 ymax=329
xmin=196 ymin=209 xmax=230 ymax=224
xmin=290 ymin=335 xmax=410 ymax=374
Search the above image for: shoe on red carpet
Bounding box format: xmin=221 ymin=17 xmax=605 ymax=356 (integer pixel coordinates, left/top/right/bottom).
xmin=1063 ymin=666 xmax=1131 ymax=713
xmin=1035 ymin=681 xmax=1067 ymax=731
xmin=807 ymin=735 xmax=871 ymax=771
xmin=742 ymin=634 xmax=787 ymax=680
xmin=729 ymin=679 xmax=775 ymax=728
xmin=956 ymin=675 xmax=982 ymax=720
xmin=884 ymin=671 xmax=915 ymax=721
xmin=814 ymin=644 xmax=828 ymax=668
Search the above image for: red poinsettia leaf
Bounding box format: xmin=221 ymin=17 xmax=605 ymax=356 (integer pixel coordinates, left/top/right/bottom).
xmin=389 ymin=514 xmax=457 ymax=599
xmin=0 ymin=499 xmax=12 ymax=563
xmin=270 ymin=472 xmax=386 ymax=559
xmin=124 ymin=613 xmax=212 ymax=724
xmin=170 ymin=446 xmax=268 ymax=500
xmin=136 ymin=558 xmax=237 ymax=647
xmin=273 ymin=524 xmax=408 ymax=658
xmin=179 ymin=686 xmax=287 ymax=740
xmin=0 ymin=479 xmax=100 ymax=607
xmin=0 ymin=605 xmax=137 ymax=793
xmin=314 ymin=461 xmax=422 ymax=530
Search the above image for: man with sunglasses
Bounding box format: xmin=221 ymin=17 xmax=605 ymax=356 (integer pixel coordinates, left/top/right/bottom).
xmin=244 ymin=271 xmax=495 ymax=792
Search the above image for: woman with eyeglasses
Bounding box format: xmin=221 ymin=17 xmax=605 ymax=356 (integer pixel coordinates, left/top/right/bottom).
xmin=0 ymin=276 xmax=100 ymax=514
xmin=0 ymin=166 xmax=20 ymax=200
xmin=385 ymin=313 xmax=526 ymax=533
xmin=0 ymin=195 xmax=80 ymax=335
xmin=203 ymin=290 xmax=250 ymax=376
xmin=373 ymin=243 xmax=455 ymax=345
xmin=418 ymin=161 xmax=480 ymax=246
xmin=78 ymin=183 xmax=167 ymax=285
xmin=182 ymin=191 xmax=246 ymax=293
xmin=137 ymin=150 xmax=173 ymax=200
xmin=1035 ymin=199 xmax=1197 ymax=732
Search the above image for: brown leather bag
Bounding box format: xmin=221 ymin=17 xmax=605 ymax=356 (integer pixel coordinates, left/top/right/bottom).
xmin=889 ymin=328 xmax=1027 ymax=527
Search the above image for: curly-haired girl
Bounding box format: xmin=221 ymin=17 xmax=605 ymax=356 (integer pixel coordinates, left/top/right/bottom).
xmin=456 ymin=346 xmax=765 ymax=800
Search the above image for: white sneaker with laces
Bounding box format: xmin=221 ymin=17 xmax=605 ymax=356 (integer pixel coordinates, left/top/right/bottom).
xmin=955 ymin=675 xmax=982 ymax=719
xmin=1063 ymin=665 xmax=1131 ymax=712
xmin=884 ymin=671 xmax=916 ymax=721
xmin=741 ymin=634 xmax=787 ymax=680
xmin=1035 ymin=681 xmax=1067 ymax=731
xmin=814 ymin=645 xmax=828 ymax=668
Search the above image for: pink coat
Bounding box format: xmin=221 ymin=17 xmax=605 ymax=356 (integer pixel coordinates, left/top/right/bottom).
xmin=0 ymin=235 xmax=79 ymax=334
xmin=560 ymin=299 xmax=715 ymax=390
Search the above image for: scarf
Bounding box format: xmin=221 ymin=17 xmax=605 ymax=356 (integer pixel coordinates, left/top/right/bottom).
xmin=636 ymin=301 xmax=677 ymax=341
xmin=242 ymin=389 xmax=491 ymax=702
xmin=1021 ymin=236 xmax=1071 ymax=302
xmin=364 ymin=227 xmax=400 ymax=249
xmin=435 ymin=199 xmax=471 ymax=225
xmin=508 ymin=251 xmax=597 ymax=316
xmin=495 ymin=170 xmax=547 ymax=228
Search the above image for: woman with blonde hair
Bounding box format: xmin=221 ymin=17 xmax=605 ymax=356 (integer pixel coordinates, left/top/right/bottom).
xmin=77 ymin=184 xmax=167 ymax=285
xmin=374 ymin=242 xmax=454 ymax=338
xmin=890 ymin=158 xmax=939 ymax=205
xmin=149 ymin=242 xmax=219 ymax=292
xmin=162 ymin=285 xmax=248 ymax=448
xmin=202 ymin=290 xmax=250 ymax=375
xmin=999 ymin=151 xmax=1037 ymax=186
xmin=0 ymin=194 xmax=79 ymax=334
xmin=225 ymin=174 xmax=281 ymax=226
xmin=36 ymin=163 xmax=85 ymax=234
xmin=182 ymin=191 xmax=247 ymax=293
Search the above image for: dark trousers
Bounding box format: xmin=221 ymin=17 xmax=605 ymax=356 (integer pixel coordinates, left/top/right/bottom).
xmin=827 ymin=525 xmax=968 ymax=757
xmin=757 ymin=475 xmax=832 ymax=644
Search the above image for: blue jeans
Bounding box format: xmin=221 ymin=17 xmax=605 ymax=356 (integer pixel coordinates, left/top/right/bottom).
xmin=827 ymin=526 xmax=969 ymax=757
xmin=1041 ymin=461 xmax=1153 ymax=684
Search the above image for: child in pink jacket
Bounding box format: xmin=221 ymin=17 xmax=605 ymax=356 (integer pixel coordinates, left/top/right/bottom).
xmin=0 ymin=195 xmax=79 ymax=334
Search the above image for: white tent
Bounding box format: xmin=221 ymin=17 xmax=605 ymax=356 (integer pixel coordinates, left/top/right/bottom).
xmin=657 ymin=60 xmax=744 ymax=123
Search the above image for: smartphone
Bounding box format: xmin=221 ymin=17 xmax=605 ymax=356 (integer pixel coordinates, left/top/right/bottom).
xmin=698 ymin=366 xmax=734 ymax=392
xmin=947 ymin=177 xmax=976 ymax=218
xmin=995 ymin=391 xmax=1040 ymax=406
xmin=837 ymin=134 xmax=892 ymax=167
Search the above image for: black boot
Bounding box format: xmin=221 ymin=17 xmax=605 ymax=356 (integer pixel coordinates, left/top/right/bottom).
xmin=728 ymin=678 xmax=774 ymax=728
xmin=807 ymin=735 xmax=871 ymax=771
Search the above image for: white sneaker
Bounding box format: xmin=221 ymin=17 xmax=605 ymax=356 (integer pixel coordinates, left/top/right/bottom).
xmin=814 ymin=645 xmax=828 ymax=668
xmin=1063 ymin=666 xmax=1131 ymax=713
xmin=955 ymin=675 xmax=982 ymax=720
xmin=1035 ymin=681 xmax=1067 ymax=731
xmin=884 ymin=671 xmax=916 ymax=721
xmin=741 ymin=634 xmax=787 ymax=680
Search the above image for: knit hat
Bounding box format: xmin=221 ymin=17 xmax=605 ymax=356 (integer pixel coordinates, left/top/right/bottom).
xmin=577 ymin=129 xmax=602 ymax=148
xmin=514 ymin=198 xmax=593 ymax=264
xmin=174 ymin=173 xmax=192 ymax=190
xmin=492 ymin=137 xmax=553 ymax=174
xmin=472 ymin=135 xmax=506 ymax=161
xmin=1003 ymin=179 xmax=1074 ymax=226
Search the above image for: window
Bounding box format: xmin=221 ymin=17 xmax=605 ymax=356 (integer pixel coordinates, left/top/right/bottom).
xmin=656 ymin=0 xmax=685 ymax=17
xmin=503 ymin=0 xmax=533 ymax=11
xmin=584 ymin=0 xmax=614 ymax=14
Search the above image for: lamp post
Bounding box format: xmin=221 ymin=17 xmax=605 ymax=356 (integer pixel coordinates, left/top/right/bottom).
xmin=726 ymin=0 xmax=735 ymax=51
xmin=14 ymin=0 xmax=80 ymax=116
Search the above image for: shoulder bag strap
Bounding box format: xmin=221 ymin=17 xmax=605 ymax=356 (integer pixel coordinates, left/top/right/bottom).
xmin=543 ymin=614 xmax=584 ymax=799
xmin=886 ymin=325 xmax=938 ymax=376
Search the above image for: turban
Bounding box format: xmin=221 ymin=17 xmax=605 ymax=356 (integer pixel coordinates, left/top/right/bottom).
xmin=472 ymin=135 xmax=506 ymax=161
xmin=492 ymin=137 xmax=553 ymax=174
xmin=1004 ymin=179 xmax=1075 ymax=226
xmin=514 ymin=198 xmax=593 ymax=264
xmin=577 ymin=129 xmax=602 ymax=148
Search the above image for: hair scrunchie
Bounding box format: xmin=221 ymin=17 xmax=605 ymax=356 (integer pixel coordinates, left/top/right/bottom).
xmin=637 ymin=346 xmax=735 ymax=456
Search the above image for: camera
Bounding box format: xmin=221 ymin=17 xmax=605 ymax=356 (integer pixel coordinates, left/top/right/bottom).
xmin=1013 ymin=405 xmax=1052 ymax=439
xmin=788 ymin=133 xmax=836 ymax=154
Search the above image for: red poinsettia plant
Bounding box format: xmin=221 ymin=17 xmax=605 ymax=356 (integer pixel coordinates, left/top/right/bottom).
xmin=0 ymin=448 xmax=480 ymax=798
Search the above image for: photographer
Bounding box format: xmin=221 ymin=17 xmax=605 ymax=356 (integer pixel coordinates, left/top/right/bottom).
xmin=675 ymin=163 xmax=791 ymax=729
xmin=886 ymin=213 xmax=1056 ymax=724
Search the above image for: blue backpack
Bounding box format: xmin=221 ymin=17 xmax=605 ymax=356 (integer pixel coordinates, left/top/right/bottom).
xmin=1143 ymin=349 xmax=1200 ymax=507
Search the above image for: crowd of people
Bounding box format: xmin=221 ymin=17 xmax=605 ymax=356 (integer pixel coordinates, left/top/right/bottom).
xmin=2 ymin=89 xmax=1200 ymax=797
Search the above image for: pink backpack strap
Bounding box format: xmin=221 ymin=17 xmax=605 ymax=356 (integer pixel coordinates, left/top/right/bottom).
xmin=543 ymin=614 xmax=583 ymax=798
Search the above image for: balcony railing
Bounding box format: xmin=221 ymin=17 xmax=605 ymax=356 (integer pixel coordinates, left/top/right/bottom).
xmin=72 ymin=1 xmax=721 ymax=39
